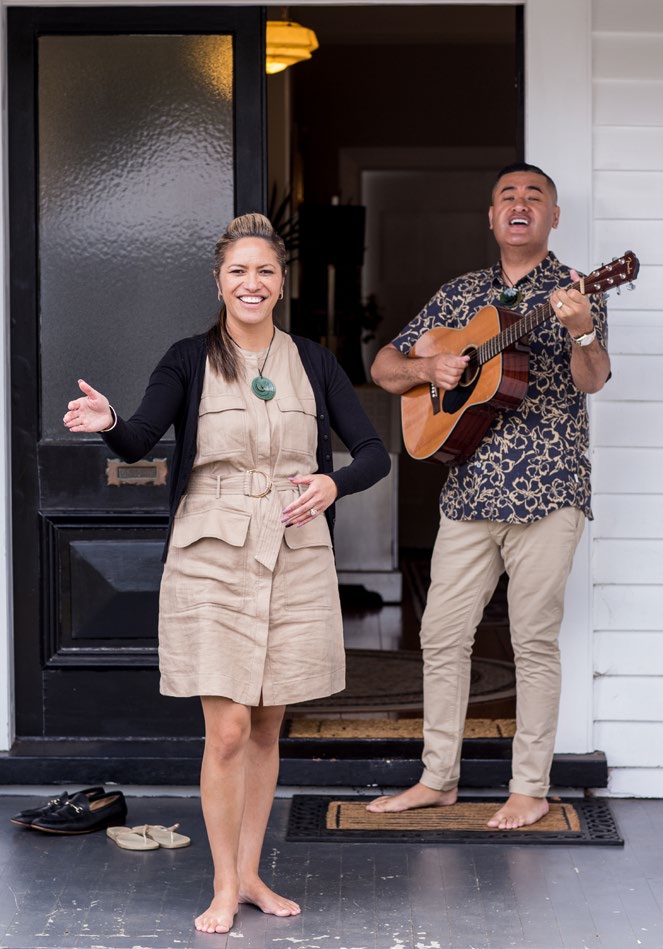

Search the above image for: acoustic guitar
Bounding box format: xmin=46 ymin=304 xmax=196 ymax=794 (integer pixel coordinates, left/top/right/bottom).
xmin=401 ymin=251 xmax=639 ymax=466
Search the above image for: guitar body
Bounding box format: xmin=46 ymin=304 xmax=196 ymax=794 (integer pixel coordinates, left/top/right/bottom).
xmin=400 ymin=251 xmax=639 ymax=466
xmin=401 ymin=306 xmax=531 ymax=465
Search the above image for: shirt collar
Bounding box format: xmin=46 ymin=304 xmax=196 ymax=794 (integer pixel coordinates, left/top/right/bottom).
xmin=491 ymin=251 xmax=559 ymax=287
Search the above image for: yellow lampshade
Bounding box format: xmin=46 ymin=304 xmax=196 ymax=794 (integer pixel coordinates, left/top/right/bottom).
xmin=266 ymin=20 xmax=319 ymax=75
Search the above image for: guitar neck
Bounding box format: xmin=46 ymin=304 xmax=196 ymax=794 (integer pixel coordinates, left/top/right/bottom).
xmin=468 ymin=250 xmax=637 ymax=366
xmin=478 ymin=279 xmax=585 ymax=364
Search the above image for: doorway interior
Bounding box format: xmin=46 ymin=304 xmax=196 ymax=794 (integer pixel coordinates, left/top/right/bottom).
xmin=268 ymin=4 xmax=523 ymax=726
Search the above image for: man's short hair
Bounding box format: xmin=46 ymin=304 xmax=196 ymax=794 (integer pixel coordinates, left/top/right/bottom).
xmin=493 ymin=162 xmax=557 ymax=202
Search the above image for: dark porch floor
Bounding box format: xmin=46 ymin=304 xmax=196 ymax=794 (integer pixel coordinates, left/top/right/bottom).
xmin=1 ymin=793 xmax=662 ymax=949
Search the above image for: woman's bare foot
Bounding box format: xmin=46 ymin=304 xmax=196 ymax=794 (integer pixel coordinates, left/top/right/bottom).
xmin=239 ymin=876 xmax=301 ymax=917
xmin=366 ymin=782 xmax=458 ymax=813
xmin=486 ymin=793 xmax=550 ymax=829
xmin=194 ymin=889 xmax=239 ymax=934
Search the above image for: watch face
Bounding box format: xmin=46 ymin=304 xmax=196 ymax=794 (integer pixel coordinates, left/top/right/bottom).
xmin=574 ymin=329 xmax=596 ymax=346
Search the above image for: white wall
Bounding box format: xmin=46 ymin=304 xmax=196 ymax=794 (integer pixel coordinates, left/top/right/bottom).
xmin=591 ymin=0 xmax=663 ymax=796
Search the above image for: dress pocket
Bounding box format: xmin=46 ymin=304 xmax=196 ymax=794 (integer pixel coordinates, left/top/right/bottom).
xmin=197 ymin=394 xmax=246 ymax=458
xmin=283 ymin=515 xmax=332 ymax=551
xmin=282 ymin=516 xmax=334 ymax=612
xmin=171 ymin=506 xmax=250 ymax=549
xmin=169 ymin=506 xmax=251 ymax=613
xmin=276 ymin=397 xmax=317 ymax=456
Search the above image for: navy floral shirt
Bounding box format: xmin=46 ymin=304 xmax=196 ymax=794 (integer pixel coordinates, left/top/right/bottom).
xmin=392 ymin=252 xmax=608 ymax=523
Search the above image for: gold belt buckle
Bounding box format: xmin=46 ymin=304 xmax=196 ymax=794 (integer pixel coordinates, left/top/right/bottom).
xmin=246 ymin=469 xmax=272 ymax=498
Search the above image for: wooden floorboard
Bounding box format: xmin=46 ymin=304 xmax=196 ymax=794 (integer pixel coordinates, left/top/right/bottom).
xmin=1 ymin=794 xmax=662 ymax=948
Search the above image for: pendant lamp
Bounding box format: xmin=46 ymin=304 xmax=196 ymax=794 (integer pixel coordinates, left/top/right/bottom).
xmin=266 ymin=20 xmax=319 ymax=74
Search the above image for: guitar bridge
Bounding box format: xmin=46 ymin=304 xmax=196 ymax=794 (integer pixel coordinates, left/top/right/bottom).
xmin=430 ymin=383 xmax=441 ymax=416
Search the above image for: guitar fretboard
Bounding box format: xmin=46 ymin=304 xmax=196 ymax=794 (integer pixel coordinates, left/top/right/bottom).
xmin=476 ymin=282 xmax=581 ymax=365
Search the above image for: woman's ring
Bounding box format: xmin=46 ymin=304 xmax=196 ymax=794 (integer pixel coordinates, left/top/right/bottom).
xmin=556 ymin=300 xmax=564 ymax=310
xmin=310 ymin=508 xmax=318 ymax=517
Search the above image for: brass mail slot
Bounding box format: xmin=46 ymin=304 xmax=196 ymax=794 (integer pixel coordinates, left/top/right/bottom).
xmin=106 ymin=458 xmax=167 ymax=487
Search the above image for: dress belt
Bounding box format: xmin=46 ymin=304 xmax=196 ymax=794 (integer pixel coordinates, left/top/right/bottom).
xmin=185 ymin=469 xmax=303 ymax=573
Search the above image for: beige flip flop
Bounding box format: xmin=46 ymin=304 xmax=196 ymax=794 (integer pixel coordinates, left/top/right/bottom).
xmin=137 ymin=823 xmax=191 ymax=849
xmin=106 ymin=825 xmax=159 ymax=851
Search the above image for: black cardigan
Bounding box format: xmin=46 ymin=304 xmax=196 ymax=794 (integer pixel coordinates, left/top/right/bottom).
xmin=102 ymin=333 xmax=391 ymax=556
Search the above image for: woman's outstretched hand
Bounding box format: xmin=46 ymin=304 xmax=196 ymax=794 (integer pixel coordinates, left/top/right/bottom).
xmin=63 ymin=379 xmax=114 ymax=433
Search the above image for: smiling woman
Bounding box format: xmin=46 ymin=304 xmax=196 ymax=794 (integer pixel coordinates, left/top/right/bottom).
xmin=216 ymin=237 xmax=285 ymax=342
xmin=62 ymin=212 xmax=390 ymax=935
xmin=206 ymin=215 xmax=287 ymax=395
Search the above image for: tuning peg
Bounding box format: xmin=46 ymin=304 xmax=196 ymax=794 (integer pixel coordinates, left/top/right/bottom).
xmin=616 ymin=286 xmax=621 ymax=295
xmin=628 ymin=282 xmax=635 ymax=291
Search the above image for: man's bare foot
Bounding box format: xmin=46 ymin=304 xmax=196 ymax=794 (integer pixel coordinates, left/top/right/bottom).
xmin=194 ymin=891 xmax=238 ymax=934
xmin=366 ymin=782 xmax=457 ymax=813
xmin=486 ymin=793 xmax=550 ymax=829
xmin=239 ymin=876 xmax=301 ymax=917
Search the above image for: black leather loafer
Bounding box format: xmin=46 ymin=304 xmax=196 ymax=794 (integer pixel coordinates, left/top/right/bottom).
xmin=30 ymin=790 xmax=127 ymax=834
xmin=10 ymin=786 xmax=106 ymax=827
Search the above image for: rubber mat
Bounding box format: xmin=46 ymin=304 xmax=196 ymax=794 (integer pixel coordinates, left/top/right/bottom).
xmin=286 ymin=795 xmax=624 ymax=845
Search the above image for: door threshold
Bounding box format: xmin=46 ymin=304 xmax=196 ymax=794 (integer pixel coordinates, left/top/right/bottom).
xmin=1 ymin=737 xmax=608 ymax=789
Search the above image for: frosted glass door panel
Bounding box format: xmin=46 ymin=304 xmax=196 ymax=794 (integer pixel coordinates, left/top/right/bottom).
xmin=39 ymin=35 xmax=234 ymax=437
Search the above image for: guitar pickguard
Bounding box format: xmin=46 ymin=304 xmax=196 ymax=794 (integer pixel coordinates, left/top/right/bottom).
xmin=442 ymin=366 xmax=481 ymax=414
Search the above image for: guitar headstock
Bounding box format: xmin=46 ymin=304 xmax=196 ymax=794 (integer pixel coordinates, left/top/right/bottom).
xmin=584 ymin=251 xmax=640 ymax=294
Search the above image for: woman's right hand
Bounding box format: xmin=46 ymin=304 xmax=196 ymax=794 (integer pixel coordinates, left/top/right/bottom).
xmin=63 ymin=379 xmax=114 ymax=433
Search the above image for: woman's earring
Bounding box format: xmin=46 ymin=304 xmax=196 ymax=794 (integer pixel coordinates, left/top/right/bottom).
xmin=217 ymin=291 xmax=223 ymax=302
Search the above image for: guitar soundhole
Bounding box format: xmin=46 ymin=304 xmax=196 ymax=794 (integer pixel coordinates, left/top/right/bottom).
xmin=442 ymin=347 xmax=480 ymax=415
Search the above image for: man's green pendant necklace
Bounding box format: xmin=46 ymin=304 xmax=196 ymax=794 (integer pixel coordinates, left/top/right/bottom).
xmin=251 ymin=329 xmax=276 ymax=401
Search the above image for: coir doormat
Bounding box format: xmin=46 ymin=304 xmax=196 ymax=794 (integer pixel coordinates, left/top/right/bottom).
xmin=285 ymin=717 xmax=517 ymax=740
xmin=286 ymin=795 xmax=623 ymax=846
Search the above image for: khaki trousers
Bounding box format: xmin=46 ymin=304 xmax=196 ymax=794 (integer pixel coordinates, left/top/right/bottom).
xmin=420 ymin=506 xmax=585 ymax=798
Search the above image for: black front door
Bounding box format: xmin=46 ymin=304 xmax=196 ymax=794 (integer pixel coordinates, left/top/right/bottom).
xmin=9 ymin=7 xmax=265 ymax=740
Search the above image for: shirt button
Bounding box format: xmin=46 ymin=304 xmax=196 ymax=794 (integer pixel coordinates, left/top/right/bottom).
xmin=325 ymin=454 xmax=331 ymax=461
xmin=319 ymin=414 xmax=325 ymax=420
xmin=323 ymin=434 xmax=329 ymax=440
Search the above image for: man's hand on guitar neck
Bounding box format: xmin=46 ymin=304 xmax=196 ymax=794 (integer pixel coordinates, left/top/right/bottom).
xmin=371 ymin=343 xmax=469 ymax=396
xmin=550 ymin=268 xmax=594 ymax=340
xmin=550 ymin=268 xmax=611 ymax=394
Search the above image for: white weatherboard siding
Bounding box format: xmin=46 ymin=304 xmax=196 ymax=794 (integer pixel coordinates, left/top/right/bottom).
xmin=592 ymin=0 xmax=663 ymax=796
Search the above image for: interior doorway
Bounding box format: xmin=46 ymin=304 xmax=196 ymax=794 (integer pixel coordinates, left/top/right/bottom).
xmin=267 ymin=4 xmax=523 ymax=724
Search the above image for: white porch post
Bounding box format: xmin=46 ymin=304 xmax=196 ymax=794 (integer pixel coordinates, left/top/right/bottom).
xmin=525 ymin=0 xmax=594 ymax=753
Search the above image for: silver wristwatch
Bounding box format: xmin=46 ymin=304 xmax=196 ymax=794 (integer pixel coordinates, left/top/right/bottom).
xmin=571 ymin=327 xmax=596 ymax=347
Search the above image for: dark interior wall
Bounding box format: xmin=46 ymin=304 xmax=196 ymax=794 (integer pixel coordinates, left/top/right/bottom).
xmin=293 ymin=41 xmax=518 ymax=203
xmin=285 ymin=15 xmax=520 ymax=551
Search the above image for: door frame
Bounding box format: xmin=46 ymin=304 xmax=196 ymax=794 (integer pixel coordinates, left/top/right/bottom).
xmin=0 ymin=0 xmax=593 ymax=752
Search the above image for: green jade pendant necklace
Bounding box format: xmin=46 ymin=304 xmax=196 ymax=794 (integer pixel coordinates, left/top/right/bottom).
xmin=250 ymin=329 xmax=276 ymax=401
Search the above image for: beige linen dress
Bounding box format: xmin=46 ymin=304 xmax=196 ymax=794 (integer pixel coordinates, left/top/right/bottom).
xmin=158 ymin=329 xmax=345 ymax=705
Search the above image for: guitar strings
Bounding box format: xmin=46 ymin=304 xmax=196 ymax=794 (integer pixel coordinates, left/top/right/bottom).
xmin=454 ymin=256 xmax=627 ymax=377
xmin=471 ymin=279 xmax=584 ymax=367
